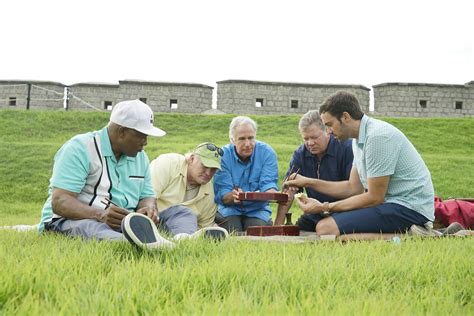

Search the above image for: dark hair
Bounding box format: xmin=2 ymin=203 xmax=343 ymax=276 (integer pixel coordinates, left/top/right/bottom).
xmin=319 ymin=91 xmax=364 ymax=121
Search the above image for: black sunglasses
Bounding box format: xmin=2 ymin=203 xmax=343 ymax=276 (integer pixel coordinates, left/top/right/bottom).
xmin=196 ymin=143 xmax=224 ymax=156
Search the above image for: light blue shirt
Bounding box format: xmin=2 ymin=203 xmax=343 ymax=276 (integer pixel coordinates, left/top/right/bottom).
xmin=213 ymin=141 xmax=279 ymax=222
xmin=39 ymin=127 xmax=155 ymax=231
xmin=353 ymin=115 xmax=434 ymax=221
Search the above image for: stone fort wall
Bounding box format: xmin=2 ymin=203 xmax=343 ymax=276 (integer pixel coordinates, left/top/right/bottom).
xmin=373 ymin=82 xmax=474 ymax=117
xmin=1 ymin=79 xmax=473 ymax=117
xmin=0 ymin=80 xmax=213 ymax=113
xmin=217 ymin=80 xmax=370 ymax=115
xmin=0 ymin=80 xmax=65 ymax=110
xmin=117 ymin=80 xmax=213 ymax=114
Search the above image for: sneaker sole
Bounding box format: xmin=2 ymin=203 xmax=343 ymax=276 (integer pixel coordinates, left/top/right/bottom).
xmin=204 ymin=229 xmax=228 ymax=240
xmin=444 ymin=222 xmax=465 ymax=235
xmin=122 ymin=213 xmax=173 ymax=248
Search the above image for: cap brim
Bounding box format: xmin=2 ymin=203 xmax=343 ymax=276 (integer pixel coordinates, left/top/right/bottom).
xmin=199 ymin=156 xmax=221 ymax=170
xmin=135 ymin=126 xmax=166 ymax=137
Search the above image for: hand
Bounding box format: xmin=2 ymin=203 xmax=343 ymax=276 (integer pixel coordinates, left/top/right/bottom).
xmin=232 ymin=187 xmax=243 ymax=204
xmin=295 ymin=196 xmax=324 ymax=214
xmin=282 ymin=185 xmax=299 ymax=195
xmin=283 ymin=174 xmax=308 ymax=191
xmin=277 ymin=188 xmax=296 ymax=206
xmin=136 ymin=206 xmax=159 ymax=226
xmin=101 ymin=205 xmax=130 ymax=230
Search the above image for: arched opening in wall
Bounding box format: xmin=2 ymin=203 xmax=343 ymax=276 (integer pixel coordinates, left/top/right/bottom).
xmin=255 ymin=98 xmax=264 ymax=107
xmin=104 ymin=101 xmax=113 ymax=111
xmin=9 ymin=97 xmax=16 ymax=106
xmin=170 ymin=99 xmax=178 ymax=110
xmin=455 ymin=101 xmax=463 ymax=110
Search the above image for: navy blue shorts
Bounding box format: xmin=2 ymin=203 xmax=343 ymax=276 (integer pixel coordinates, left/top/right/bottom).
xmin=297 ymin=203 xmax=430 ymax=234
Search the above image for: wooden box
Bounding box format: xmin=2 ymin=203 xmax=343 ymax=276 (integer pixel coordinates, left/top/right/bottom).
xmin=246 ymin=225 xmax=300 ymax=236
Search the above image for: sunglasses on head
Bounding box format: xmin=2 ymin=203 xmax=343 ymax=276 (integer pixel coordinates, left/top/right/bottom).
xmin=196 ymin=143 xmax=224 ymax=156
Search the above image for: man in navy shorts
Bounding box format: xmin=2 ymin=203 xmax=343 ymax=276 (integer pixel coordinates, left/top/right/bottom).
xmin=285 ymin=91 xmax=434 ymax=236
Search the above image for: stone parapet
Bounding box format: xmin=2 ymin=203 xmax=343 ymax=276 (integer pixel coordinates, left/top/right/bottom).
xmin=373 ymin=82 xmax=474 ymax=117
xmin=216 ymin=80 xmax=370 ymax=115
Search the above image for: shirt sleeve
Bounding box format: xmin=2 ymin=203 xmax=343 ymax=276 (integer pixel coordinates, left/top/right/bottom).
xmin=139 ymin=152 xmax=156 ymax=199
xmin=197 ymin=197 xmax=218 ymax=228
xmin=286 ymin=147 xmax=303 ymax=179
xmin=213 ymin=152 xmax=234 ymax=204
xmin=149 ymin=155 xmax=173 ymax=199
xmin=341 ymin=141 xmax=354 ymax=180
xmin=259 ymin=145 xmax=279 ymax=192
xmin=365 ymin=134 xmax=400 ymax=178
xmin=50 ymin=138 xmax=90 ymax=193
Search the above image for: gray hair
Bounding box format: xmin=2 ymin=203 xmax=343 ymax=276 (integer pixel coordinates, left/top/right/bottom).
xmin=229 ymin=116 xmax=257 ymax=142
xmin=298 ymin=110 xmax=326 ymax=131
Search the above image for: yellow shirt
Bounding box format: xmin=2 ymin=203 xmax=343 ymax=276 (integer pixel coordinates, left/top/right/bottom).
xmin=149 ymin=153 xmax=217 ymax=228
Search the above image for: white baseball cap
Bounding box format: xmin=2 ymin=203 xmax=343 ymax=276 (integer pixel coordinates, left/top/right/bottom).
xmin=110 ymin=100 xmax=166 ymax=137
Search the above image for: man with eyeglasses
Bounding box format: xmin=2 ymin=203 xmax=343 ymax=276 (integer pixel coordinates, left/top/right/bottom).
xmin=149 ymin=143 xmax=229 ymax=240
xmin=274 ymin=110 xmax=353 ymax=231
xmin=213 ymin=116 xmax=279 ymax=233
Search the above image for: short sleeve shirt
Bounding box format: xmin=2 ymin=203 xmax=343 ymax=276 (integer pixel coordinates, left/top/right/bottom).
xmin=39 ymin=127 xmax=155 ymax=231
xmin=352 ymin=115 xmax=434 ymax=221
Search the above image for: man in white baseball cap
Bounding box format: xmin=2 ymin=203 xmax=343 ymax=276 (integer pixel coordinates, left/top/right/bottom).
xmin=39 ymin=99 xmax=174 ymax=250
xmin=110 ymin=99 xmax=166 ymax=137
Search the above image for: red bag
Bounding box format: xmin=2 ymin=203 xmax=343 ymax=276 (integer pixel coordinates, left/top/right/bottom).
xmin=434 ymin=196 xmax=474 ymax=229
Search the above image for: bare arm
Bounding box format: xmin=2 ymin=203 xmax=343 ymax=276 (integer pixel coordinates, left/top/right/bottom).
xmin=52 ymin=187 xmax=105 ymax=221
xmin=296 ymin=175 xmax=389 ymax=213
xmin=136 ymin=197 xmax=159 ymax=225
xmin=274 ymin=196 xmax=293 ymax=225
xmin=274 ymin=184 xmax=299 ymax=225
xmin=330 ymin=175 xmax=389 ymax=212
xmin=52 ymin=187 xmax=130 ymax=230
xmin=285 ymin=167 xmax=364 ymax=200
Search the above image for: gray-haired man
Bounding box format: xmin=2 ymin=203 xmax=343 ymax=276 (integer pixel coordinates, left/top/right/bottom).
xmin=275 ymin=110 xmax=353 ymax=231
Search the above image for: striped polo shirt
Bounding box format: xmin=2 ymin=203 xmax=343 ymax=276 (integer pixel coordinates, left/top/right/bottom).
xmin=353 ymin=115 xmax=434 ymax=221
xmin=39 ymin=127 xmax=155 ymax=231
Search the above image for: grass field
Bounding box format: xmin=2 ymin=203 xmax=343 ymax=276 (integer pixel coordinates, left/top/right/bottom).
xmin=0 ymin=110 xmax=473 ymax=314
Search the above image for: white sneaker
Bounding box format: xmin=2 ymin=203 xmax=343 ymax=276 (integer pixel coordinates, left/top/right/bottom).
xmin=0 ymin=224 xmax=39 ymax=232
xmin=121 ymin=213 xmax=174 ymax=249
xmin=437 ymin=222 xmax=465 ymax=235
xmin=174 ymin=227 xmax=229 ymax=241
xmin=409 ymin=224 xmax=442 ymax=237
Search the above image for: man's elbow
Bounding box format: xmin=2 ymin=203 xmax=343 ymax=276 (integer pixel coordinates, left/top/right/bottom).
xmin=369 ymin=194 xmax=385 ymax=206
xmin=51 ymin=194 xmax=68 ymax=216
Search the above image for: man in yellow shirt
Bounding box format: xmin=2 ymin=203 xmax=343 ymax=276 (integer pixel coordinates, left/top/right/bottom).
xmin=150 ymin=143 xmax=228 ymax=240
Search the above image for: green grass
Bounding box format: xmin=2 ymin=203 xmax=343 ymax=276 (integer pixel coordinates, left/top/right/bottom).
xmin=0 ymin=110 xmax=473 ymax=314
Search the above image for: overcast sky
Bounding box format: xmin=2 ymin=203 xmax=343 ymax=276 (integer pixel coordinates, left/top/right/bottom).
xmin=1 ymin=0 xmax=472 ymax=90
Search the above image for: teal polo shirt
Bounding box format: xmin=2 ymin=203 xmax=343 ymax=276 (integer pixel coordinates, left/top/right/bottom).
xmin=39 ymin=127 xmax=155 ymax=231
xmin=352 ymin=115 xmax=434 ymax=221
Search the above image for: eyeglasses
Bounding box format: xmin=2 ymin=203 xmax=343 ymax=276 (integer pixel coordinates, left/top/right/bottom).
xmin=195 ymin=143 xmax=224 ymax=156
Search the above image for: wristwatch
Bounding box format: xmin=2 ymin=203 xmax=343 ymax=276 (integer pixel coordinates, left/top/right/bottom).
xmin=322 ymin=202 xmax=331 ymax=216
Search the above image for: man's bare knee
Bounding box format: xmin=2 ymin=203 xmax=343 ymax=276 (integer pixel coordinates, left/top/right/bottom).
xmin=316 ymin=217 xmax=340 ymax=236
